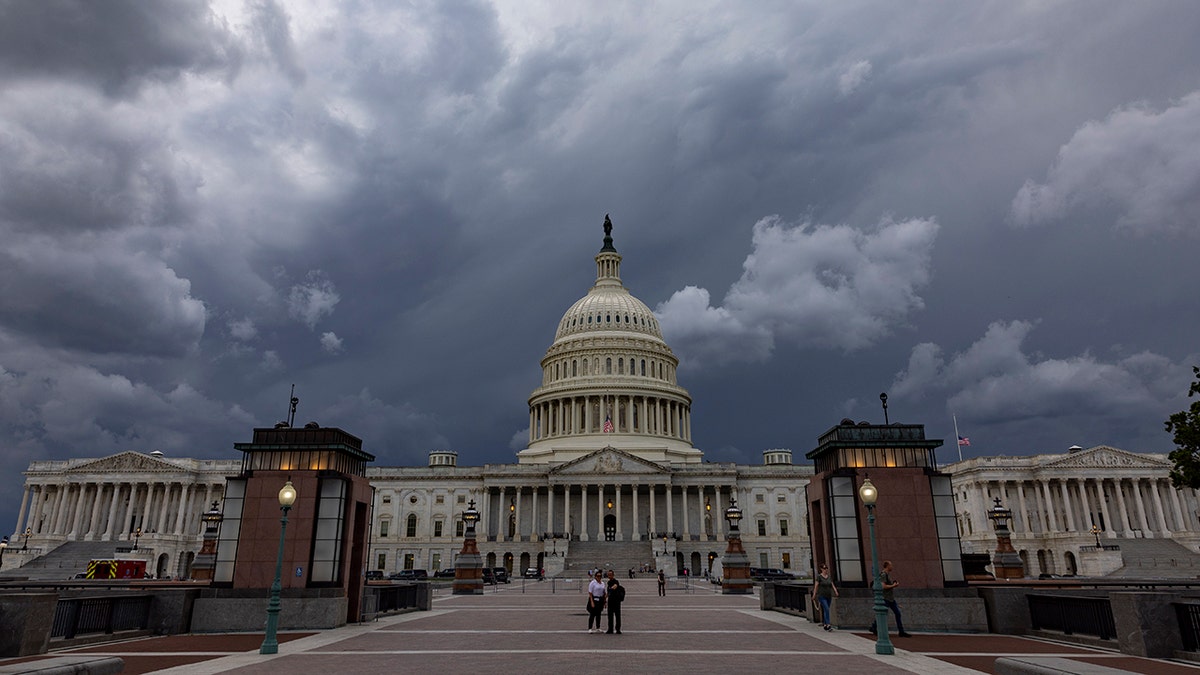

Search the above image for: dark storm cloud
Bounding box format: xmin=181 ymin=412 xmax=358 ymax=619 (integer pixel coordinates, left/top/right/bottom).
xmin=2 ymin=0 xmax=1200 ymax=529
xmin=0 ymin=0 xmax=241 ymax=96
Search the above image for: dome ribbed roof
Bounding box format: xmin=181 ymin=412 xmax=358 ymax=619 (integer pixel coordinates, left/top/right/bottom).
xmin=554 ymin=289 xmax=662 ymax=340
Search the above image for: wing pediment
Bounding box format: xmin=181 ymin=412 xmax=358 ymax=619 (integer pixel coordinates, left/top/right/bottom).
xmin=551 ymin=446 xmax=669 ymax=475
xmin=68 ymin=451 xmax=180 ymax=474
xmin=1041 ymin=445 xmax=1169 ymax=470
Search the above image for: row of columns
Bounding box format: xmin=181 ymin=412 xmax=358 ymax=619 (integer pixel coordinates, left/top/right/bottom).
xmin=965 ymin=476 xmax=1192 ymax=538
xmin=474 ymin=483 xmax=803 ymax=543
xmin=11 ymin=481 xmax=224 ymax=542
xmin=530 ymin=394 xmax=691 ymax=443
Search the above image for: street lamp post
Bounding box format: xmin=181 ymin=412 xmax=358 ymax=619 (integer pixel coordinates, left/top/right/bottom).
xmin=858 ymin=478 xmax=894 ymax=656
xmin=261 ymin=480 xmax=297 ymax=655
xmin=1090 ymin=524 xmax=1101 ymax=548
xmin=662 ymin=535 xmax=668 ymax=557
xmin=132 ymin=527 xmax=142 ymax=551
xmin=22 ymin=527 xmax=31 ymax=550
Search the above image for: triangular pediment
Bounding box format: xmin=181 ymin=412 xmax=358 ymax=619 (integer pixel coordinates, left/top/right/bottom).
xmin=69 ymin=451 xmax=180 ymax=474
xmin=1042 ymin=445 xmax=1170 ymax=470
xmin=550 ymin=446 xmax=669 ymax=475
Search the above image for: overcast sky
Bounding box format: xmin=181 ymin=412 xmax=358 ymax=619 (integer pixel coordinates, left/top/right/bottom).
xmin=2 ymin=1 xmax=1199 ymax=530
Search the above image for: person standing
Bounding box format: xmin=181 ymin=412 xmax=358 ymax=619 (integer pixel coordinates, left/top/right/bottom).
xmin=657 ymin=570 xmax=666 ymax=597
xmin=811 ymin=563 xmax=839 ymax=631
xmin=587 ymin=570 xmax=607 ymax=633
xmin=605 ymin=570 xmax=625 ymax=634
xmin=869 ymin=560 xmax=911 ymax=638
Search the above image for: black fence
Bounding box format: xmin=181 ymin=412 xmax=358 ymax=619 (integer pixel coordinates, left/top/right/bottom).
xmin=1176 ymin=601 xmax=1200 ymax=651
xmin=375 ymin=584 xmax=420 ymax=613
xmin=1028 ymin=594 xmax=1115 ymax=640
xmin=51 ymin=595 xmax=152 ymax=640
xmin=771 ymin=582 xmax=808 ymax=614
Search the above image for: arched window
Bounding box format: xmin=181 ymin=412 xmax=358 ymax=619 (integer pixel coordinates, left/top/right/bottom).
xmin=572 ymin=360 xmax=578 ymax=377
xmin=606 ymin=358 xmax=612 ymax=374
xmin=406 ymin=514 xmax=418 ymax=537
xmin=641 ymin=359 xmax=646 ymax=376
xmin=618 ymin=358 xmax=624 ymax=374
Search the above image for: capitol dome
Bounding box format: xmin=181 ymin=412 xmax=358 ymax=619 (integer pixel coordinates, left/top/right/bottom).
xmin=518 ymin=216 xmax=701 ymax=466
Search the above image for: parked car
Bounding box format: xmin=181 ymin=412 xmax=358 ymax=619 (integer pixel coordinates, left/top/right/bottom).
xmin=493 ymin=567 xmax=510 ymax=583
xmin=434 ymin=568 xmax=456 ymax=578
xmin=749 ymin=567 xmax=794 ymax=581
xmin=389 ymin=569 xmax=428 ymax=581
xmin=481 ymin=567 xmax=497 ymax=584
xmin=523 ymin=567 xmax=541 ymax=578
xmin=364 ymin=570 xmax=384 ymax=581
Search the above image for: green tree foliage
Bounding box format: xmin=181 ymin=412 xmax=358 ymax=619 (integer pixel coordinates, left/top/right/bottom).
xmin=1167 ymin=366 xmax=1200 ymax=489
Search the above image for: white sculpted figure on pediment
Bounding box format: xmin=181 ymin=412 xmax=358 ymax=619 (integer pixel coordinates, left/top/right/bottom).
xmin=69 ymin=451 xmax=178 ymax=473
xmin=1042 ymin=445 xmax=1169 ymax=470
xmin=552 ymin=447 xmax=668 ymax=475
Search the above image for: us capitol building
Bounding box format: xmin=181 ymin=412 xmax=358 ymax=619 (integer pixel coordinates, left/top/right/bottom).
xmin=4 ymin=221 xmax=1198 ymax=581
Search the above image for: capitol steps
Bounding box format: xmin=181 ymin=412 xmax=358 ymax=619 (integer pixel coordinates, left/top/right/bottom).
xmin=1106 ymin=537 xmax=1200 ymax=579
xmin=563 ymin=540 xmax=656 ymax=575
xmin=0 ymin=540 xmax=130 ymax=580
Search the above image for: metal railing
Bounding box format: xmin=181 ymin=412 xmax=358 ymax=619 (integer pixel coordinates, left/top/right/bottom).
xmin=771 ymin=582 xmax=808 ymax=614
xmin=1027 ymin=594 xmax=1116 ymax=640
xmin=1176 ymin=601 xmax=1200 ymax=651
xmin=374 ymin=584 xmax=420 ymax=613
xmin=51 ymin=595 xmax=152 ymax=640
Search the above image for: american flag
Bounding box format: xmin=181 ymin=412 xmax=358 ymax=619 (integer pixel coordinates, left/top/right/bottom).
xmin=958 ymin=436 xmax=971 ymax=446
xmin=603 ymin=415 xmax=614 ymax=433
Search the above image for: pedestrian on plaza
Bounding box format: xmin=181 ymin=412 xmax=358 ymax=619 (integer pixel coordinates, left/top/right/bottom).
xmin=657 ymin=569 xmax=666 ymax=596
xmin=606 ymin=570 xmax=625 ymax=634
xmin=811 ymin=563 xmax=839 ymax=631
xmin=587 ymin=570 xmax=607 ymax=633
xmin=868 ymin=560 xmax=911 ymax=638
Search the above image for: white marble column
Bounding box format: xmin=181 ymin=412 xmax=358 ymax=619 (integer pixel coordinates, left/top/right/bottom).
xmin=1015 ymin=482 xmax=1030 ymax=533
xmin=1095 ymin=480 xmax=1114 ymax=536
xmin=1112 ymin=479 xmax=1131 ymax=536
xmin=596 ymin=484 xmax=604 ymax=540
xmin=616 ymin=485 xmax=623 ymax=540
xmin=1040 ymin=480 xmax=1060 ymax=532
xmin=1132 ymin=479 xmax=1151 ymax=535
xmin=631 ymin=484 xmax=640 ymax=540
xmin=1149 ymin=479 xmax=1170 ymax=535
xmin=14 ymin=485 xmax=31 ymax=537
xmin=564 ymin=485 xmax=572 ymax=538
xmin=666 ymin=486 xmax=674 ymax=534
xmin=532 ymin=487 xmax=540 ymax=539
xmin=649 ymin=485 xmax=657 ymax=535
xmin=102 ymin=484 xmax=121 ymax=540
xmin=156 ymin=484 xmax=173 ymax=534
xmin=1058 ymin=480 xmax=1076 ymax=531
xmin=27 ymin=485 xmax=45 ymax=534
xmin=49 ymin=486 xmax=67 ymax=535
xmin=548 ymin=485 xmax=556 ymax=535
xmin=1169 ymin=484 xmax=1187 ymax=532
xmin=69 ymin=483 xmax=89 ymax=538
xmin=681 ymin=486 xmax=690 ymax=537
xmin=515 ymin=487 xmax=523 ymax=540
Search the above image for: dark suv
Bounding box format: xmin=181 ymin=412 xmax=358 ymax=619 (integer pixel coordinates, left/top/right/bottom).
xmin=749 ymin=567 xmax=793 ymax=581
xmin=493 ymin=567 xmax=510 ymax=583
xmin=481 ymin=567 xmax=497 ymax=584
xmin=389 ymin=569 xmax=428 ymax=581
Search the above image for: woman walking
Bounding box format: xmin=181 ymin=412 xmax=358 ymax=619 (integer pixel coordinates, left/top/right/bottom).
xmin=811 ymin=563 xmax=839 ymax=631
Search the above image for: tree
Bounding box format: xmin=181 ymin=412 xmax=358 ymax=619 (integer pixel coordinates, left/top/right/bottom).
xmin=1167 ymin=366 xmax=1200 ymax=489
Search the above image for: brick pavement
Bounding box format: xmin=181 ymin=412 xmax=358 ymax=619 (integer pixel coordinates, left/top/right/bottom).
xmin=6 ymin=579 xmax=1198 ymax=674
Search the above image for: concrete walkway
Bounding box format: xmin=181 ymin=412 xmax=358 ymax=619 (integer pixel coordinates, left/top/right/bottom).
xmin=8 ymin=579 xmax=1199 ymax=674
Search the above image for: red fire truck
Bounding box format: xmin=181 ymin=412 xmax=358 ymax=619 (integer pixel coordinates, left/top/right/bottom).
xmin=84 ymin=559 xmax=147 ymax=580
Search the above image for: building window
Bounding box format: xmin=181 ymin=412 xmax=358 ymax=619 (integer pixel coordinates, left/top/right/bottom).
xmin=781 ymin=552 xmax=792 ymax=569
xmin=380 ymin=520 xmax=389 ymax=538
xmin=456 ymin=520 xmax=464 ymax=537
xmin=759 ymin=552 xmax=769 ymax=567
xmin=777 ymin=494 xmax=787 ymax=503
xmin=406 ymin=514 xmax=418 ymax=537
xmin=757 ymin=519 xmax=767 ymax=536
xmin=779 ymin=520 xmax=789 ymax=536
xmin=377 ymin=553 xmax=386 ymax=570
xmin=457 ymin=494 xmax=466 ymax=503
xmin=755 ymin=494 xmax=765 ymax=503
xmin=382 ymin=495 xmax=391 ymax=504
xmin=311 ymin=478 xmax=347 ymax=584
xmin=432 ymin=553 xmax=441 ymax=570
xmin=404 ymin=553 xmax=414 ymax=570
xmin=436 ymin=495 xmax=444 ymax=504
xmin=434 ymin=520 xmax=444 ymax=537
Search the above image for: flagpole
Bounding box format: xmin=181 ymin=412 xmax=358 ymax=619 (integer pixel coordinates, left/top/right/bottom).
xmin=953 ymin=415 xmax=963 ymax=463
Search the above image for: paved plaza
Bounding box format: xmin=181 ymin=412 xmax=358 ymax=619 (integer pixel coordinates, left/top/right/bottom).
xmin=5 ymin=579 xmax=1199 ymax=674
